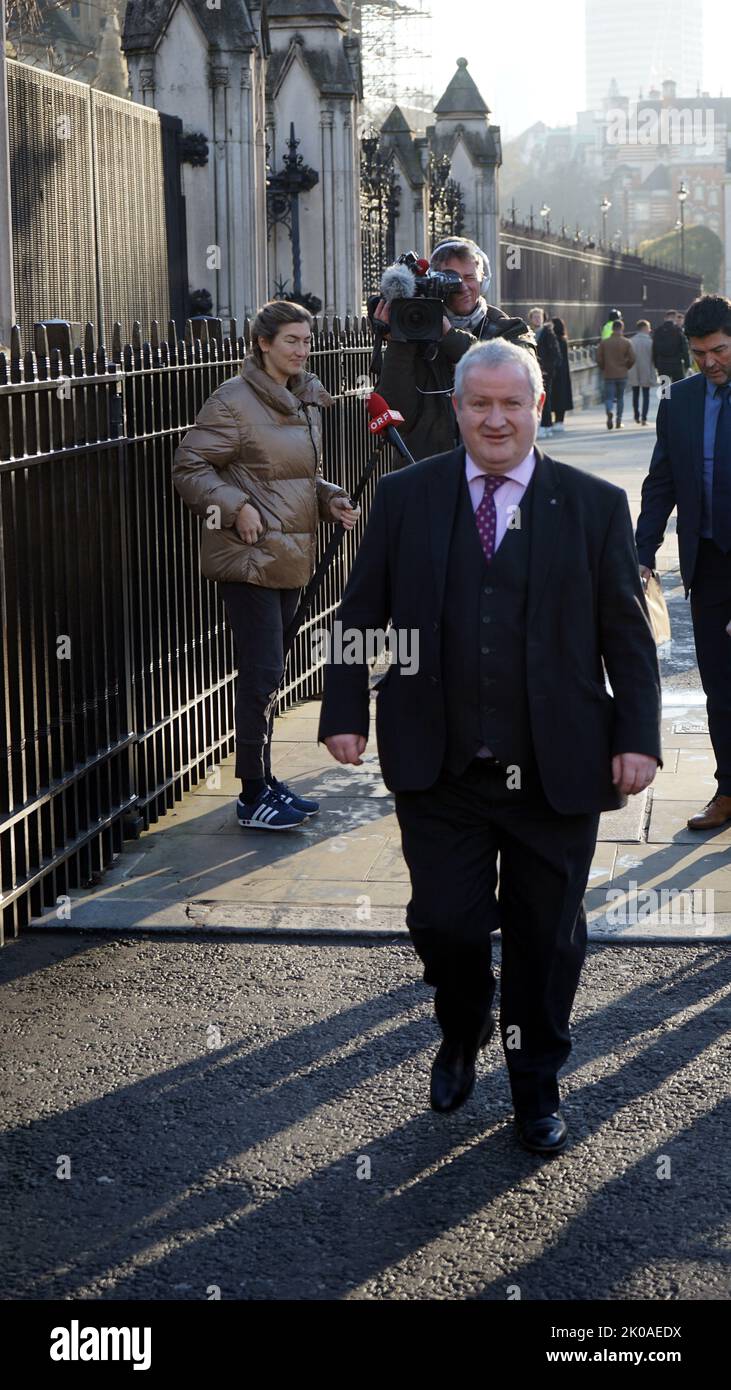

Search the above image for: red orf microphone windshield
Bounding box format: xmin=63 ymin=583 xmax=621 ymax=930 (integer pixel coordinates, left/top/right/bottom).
xmin=366 ymin=393 xmax=415 ymax=466
xmin=415 ymin=258 xmax=430 ymax=275
xmin=367 ymin=392 xmax=405 ymax=433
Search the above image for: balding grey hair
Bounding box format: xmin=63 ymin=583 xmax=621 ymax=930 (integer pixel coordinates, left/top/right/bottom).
xmin=454 ymin=339 xmax=545 ymax=405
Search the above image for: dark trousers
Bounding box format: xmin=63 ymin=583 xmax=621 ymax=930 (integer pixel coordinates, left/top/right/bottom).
xmin=219 ymin=581 xmax=301 ymax=781
xmin=690 ymin=539 xmax=731 ymax=795
xmin=632 ymin=385 xmax=650 ymax=421
xmin=540 ymin=380 xmax=553 ymax=427
xmin=394 ymin=758 xmax=600 ymax=1118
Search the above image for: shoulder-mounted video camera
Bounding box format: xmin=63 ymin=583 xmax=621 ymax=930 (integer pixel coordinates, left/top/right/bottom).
xmin=367 ymin=250 xmax=464 ymax=344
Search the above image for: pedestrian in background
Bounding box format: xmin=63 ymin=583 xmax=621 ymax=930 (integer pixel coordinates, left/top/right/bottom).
xmin=597 ymin=319 xmax=636 ymax=430
xmin=653 ymin=310 xmax=691 ymax=384
xmin=601 ymin=308 xmax=622 ymax=340
xmin=528 ymin=307 xmax=561 ymax=438
xmin=550 ymin=316 xmax=574 ymax=432
xmin=627 ymin=319 xmax=657 ymax=426
xmin=636 ymin=294 xmax=731 ymax=832
xmin=173 ymin=300 xmax=359 ymax=831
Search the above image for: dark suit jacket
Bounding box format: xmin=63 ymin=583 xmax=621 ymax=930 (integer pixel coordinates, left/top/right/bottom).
xmin=318 ymin=447 xmax=662 ymax=814
xmin=635 ymin=372 xmax=708 ymax=595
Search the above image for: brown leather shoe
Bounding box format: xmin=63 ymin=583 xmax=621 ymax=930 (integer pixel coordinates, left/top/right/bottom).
xmin=687 ymin=795 xmax=731 ymax=830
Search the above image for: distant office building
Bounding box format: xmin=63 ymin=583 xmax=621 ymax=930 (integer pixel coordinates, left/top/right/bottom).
xmin=585 ymin=0 xmax=703 ymax=111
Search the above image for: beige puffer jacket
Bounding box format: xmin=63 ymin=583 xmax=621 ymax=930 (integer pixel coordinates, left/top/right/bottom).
xmin=172 ymin=357 xmax=350 ymax=587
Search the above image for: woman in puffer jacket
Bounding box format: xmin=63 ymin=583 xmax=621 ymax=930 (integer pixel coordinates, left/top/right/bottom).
xmin=173 ymin=300 xmax=359 ymax=830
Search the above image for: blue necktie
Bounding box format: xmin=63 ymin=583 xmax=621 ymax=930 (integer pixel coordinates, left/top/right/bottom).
xmin=712 ymin=386 xmax=731 ymax=553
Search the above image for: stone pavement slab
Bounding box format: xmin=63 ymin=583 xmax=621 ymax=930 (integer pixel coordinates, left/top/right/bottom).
xmin=32 ymin=692 xmax=731 ymax=943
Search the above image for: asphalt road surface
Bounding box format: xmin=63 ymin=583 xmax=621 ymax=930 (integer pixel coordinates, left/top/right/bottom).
xmin=1 ymin=931 xmax=728 ymax=1301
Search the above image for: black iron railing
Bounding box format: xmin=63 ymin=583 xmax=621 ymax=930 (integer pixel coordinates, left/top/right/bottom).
xmin=0 ymin=315 xmax=388 ymax=942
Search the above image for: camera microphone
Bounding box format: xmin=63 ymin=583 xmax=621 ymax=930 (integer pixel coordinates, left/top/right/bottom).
xmin=367 ymin=392 xmax=416 ymax=467
xmin=379 ymin=264 xmax=417 ymax=303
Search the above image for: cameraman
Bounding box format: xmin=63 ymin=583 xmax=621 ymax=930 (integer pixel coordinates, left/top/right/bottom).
xmin=373 ymin=237 xmax=536 ymax=462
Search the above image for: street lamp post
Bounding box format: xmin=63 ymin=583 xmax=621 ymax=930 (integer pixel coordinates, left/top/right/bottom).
xmin=600 ymin=195 xmax=612 ymax=245
xmin=539 ymin=202 xmax=551 ymax=236
xmin=678 ymin=181 xmax=688 ymax=274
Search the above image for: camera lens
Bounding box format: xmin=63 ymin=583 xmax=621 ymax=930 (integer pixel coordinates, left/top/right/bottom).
xmin=402 ymin=301 xmax=434 ymax=334
xmin=389 ymin=296 xmax=445 ymax=343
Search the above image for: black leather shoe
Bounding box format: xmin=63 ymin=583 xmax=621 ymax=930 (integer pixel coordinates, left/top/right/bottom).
xmin=430 ymin=1015 xmax=495 ymax=1113
xmin=514 ymin=1111 xmax=568 ymax=1155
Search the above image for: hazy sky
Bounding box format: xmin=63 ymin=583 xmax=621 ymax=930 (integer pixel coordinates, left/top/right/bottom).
xmin=429 ymin=0 xmax=730 ymax=138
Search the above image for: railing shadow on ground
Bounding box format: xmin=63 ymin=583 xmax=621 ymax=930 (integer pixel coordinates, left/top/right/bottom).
xmin=1 ymin=936 xmax=726 ymax=1301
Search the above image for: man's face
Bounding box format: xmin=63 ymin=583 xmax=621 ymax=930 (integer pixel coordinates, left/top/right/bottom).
xmin=528 ymin=310 xmax=543 ymax=331
xmin=453 ymin=362 xmax=543 ymax=474
xmin=442 ymin=255 xmax=481 ymax=316
xmin=689 ymin=331 xmax=731 ymax=386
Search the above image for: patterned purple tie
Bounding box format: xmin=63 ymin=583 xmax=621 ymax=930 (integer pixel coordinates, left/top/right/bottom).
xmin=474 ymin=474 xmax=506 ymax=563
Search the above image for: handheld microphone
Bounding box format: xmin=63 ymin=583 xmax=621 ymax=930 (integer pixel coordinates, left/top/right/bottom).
xmin=367 ymin=392 xmax=416 ymax=467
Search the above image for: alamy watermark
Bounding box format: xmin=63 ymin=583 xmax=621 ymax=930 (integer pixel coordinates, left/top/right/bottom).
xmin=606 ymin=104 xmax=715 ymax=153
xmin=311 ymin=622 xmax=420 ymax=674
xmin=605 ymin=879 xmax=714 ymax=929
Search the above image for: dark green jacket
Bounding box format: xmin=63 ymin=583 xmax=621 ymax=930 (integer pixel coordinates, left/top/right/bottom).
xmin=377 ymin=305 xmax=537 ymax=463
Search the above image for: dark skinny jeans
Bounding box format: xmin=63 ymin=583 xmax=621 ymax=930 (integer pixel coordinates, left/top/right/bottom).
xmin=219 ymin=581 xmax=301 ymax=781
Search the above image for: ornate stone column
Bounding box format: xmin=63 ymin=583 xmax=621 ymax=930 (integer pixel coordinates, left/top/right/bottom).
xmin=209 ymin=62 xmax=232 ymax=318
xmin=320 ymin=107 xmax=336 ymax=318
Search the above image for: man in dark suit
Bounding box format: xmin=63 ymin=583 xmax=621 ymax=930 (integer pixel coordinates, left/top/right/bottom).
xmin=318 ymin=339 xmax=662 ymax=1156
xmin=636 ymin=294 xmax=731 ymax=830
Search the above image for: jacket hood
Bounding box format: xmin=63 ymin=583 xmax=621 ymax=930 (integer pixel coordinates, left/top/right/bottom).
xmin=240 ymin=356 xmax=334 ymax=412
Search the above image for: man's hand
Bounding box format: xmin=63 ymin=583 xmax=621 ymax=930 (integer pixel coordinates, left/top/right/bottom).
xmin=373 ymin=299 xmax=391 ymax=332
xmin=639 ymin=564 xmax=652 ymax=586
xmin=612 ymin=753 xmax=658 ymax=795
xmin=235 ymin=501 xmax=264 ymax=544
xmin=324 ymin=735 xmax=367 ymax=766
xmin=329 ymin=497 xmax=361 ymax=529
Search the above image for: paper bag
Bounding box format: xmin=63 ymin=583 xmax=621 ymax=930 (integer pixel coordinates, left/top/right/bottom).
xmin=643 ymin=571 xmax=671 ymax=646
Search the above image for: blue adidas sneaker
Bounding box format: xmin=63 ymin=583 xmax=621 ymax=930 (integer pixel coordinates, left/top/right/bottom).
xmin=268 ymin=776 xmax=319 ymax=817
xmin=236 ymin=786 xmax=306 ymax=830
